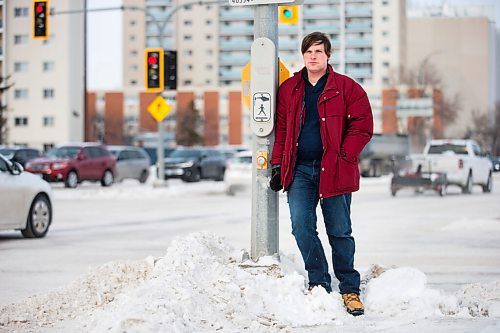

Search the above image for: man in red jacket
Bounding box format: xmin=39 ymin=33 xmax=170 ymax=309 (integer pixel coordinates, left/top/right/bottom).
xmin=270 ymin=32 xmax=373 ymax=316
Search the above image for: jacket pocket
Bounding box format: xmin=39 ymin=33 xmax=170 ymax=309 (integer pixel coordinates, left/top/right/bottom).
xmin=336 ymin=155 xmax=359 ymax=191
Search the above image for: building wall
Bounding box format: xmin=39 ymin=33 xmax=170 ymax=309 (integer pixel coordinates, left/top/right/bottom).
xmin=104 ymin=92 xmax=124 ymax=144
xmin=123 ymin=0 xmax=145 ymax=92
xmin=406 ymin=17 xmax=492 ymax=138
xmin=5 ymin=0 xmax=84 ymax=149
xmin=85 ymin=92 xmax=97 ymax=142
xmin=203 ymin=91 xmax=219 ymax=146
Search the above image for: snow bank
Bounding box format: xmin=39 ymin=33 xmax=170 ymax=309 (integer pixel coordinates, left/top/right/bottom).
xmin=1 ymin=232 xmax=499 ymax=332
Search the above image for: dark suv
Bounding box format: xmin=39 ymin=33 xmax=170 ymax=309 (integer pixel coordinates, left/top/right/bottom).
xmin=25 ymin=143 xmax=116 ymax=188
xmin=161 ymin=147 xmax=226 ymax=182
xmin=0 ymin=146 xmax=43 ymax=167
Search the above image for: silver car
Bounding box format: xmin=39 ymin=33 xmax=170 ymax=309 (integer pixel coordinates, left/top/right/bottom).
xmin=108 ymin=146 xmax=151 ymax=183
xmin=0 ymin=154 xmax=53 ymax=238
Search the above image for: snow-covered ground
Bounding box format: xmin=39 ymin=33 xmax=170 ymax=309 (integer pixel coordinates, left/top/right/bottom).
xmin=1 ymin=174 xmax=499 ymax=332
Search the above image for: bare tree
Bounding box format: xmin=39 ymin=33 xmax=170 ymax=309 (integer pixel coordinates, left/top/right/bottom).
xmin=176 ymin=101 xmax=203 ymax=147
xmin=465 ymin=102 xmax=500 ymax=155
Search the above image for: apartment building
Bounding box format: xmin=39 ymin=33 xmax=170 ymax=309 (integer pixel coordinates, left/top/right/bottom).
xmin=4 ymin=0 xmax=85 ymax=150
xmin=122 ymin=0 xmax=406 ymax=90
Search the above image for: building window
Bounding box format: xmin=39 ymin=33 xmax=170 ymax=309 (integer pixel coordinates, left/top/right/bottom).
xmin=383 ymin=61 xmax=390 ymax=68
xmin=184 ymin=35 xmax=192 ymax=41
xmin=382 ymin=16 xmax=389 ymax=22
xmin=14 ymin=35 xmax=29 ymax=45
xmin=43 ymin=143 xmax=54 ymax=151
xmin=43 ymin=89 xmax=55 ymax=99
xmin=206 ymin=49 xmax=213 ymax=55
xmin=205 ymin=79 xmax=211 ymax=85
xmin=43 ymin=62 xmax=55 ymax=72
xmin=382 ymin=31 xmax=389 ymax=37
xmin=206 ymin=35 xmax=212 ymax=40
xmin=14 ymin=8 xmax=29 ymax=17
xmin=206 ymin=64 xmax=213 ymax=70
xmin=383 ymin=46 xmax=390 ymax=52
xmin=14 ymin=89 xmax=28 ymax=99
xmin=130 ymin=80 xmax=137 ymax=85
xmin=185 ymin=64 xmax=193 ymax=71
xmin=130 ymin=64 xmax=138 ymax=71
xmin=183 ymin=49 xmax=193 ymax=56
xmin=206 ymin=19 xmax=212 ymax=25
xmin=184 ymin=80 xmax=192 ymax=85
xmin=14 ymin=62 xmax=29 ymax=72
xmin=130 ymin=20 xmax=136 ymax=26
xmin=382 ymin=0 xmax=389 ymax=5
xmin=130 ymin=50 xmax=138 ymax=56
xmin=15 ymin=117 xmax=28 ymax=126
xmin=184 ymin=20 xmax=192 ymax=26
xmin=43 ymin=116 xmax=55 ymax=127
xmin=129 ymin=35 xmax=136 ymax=42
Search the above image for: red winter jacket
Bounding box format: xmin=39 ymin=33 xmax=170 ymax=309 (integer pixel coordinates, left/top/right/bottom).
xmin=270 ymin=65 xmax=373 ymax=199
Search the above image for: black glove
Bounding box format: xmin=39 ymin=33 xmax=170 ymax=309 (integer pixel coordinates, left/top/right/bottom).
xmin=269 ymin=167 xmax=283 ymax=192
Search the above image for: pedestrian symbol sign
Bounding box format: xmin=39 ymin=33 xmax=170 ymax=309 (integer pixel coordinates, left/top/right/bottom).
xmin=253 ymin=92 xmax=271 ymax=122
xmin=147 ymin=96 xmax=171 ymax=123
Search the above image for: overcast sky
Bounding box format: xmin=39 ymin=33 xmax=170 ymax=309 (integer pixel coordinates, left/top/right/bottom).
xmin=86 ymin=0 xmax=499 ymax=91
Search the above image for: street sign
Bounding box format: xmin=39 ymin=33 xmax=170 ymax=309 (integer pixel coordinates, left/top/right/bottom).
xmin=147 ymin=96 xmax=171 ymax=123
xmin=278 ymin=58 xmax=290 ymax=86
xmin=229 ymin=0 xmax=303 ymax=7
xmin=250 ymin=37 xmax=276 ymax=137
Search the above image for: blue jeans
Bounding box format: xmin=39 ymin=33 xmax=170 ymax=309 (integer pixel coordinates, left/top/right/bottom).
xmin=287 ymin=161 xmax=360 ymax=294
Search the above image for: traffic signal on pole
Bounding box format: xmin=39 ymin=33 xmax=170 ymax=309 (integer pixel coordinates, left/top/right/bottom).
xmin=164 ymin=50 xmax=177 ymax=91
xmin=144 ymin=48 xmax=164 ymax=93
xmin=279 ymin=6 xmax=299 ymax=25
xmin=32 ymin=0 xmax=49 ymax=40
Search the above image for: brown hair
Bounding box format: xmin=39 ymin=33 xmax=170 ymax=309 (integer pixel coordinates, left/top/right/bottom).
xmin=301 ymin=32 xmax=331 ymax=58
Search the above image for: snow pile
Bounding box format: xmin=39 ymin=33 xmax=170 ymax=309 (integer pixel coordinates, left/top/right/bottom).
xmin=1 ymin=232 xmax=499 ymax=332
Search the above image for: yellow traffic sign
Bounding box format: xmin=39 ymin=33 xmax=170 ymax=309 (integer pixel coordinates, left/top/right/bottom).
xmin=242 ymin=59 xmax=289 ymax=111
xmin=147 ymin=95 xmax=171 ymax=123
xmin=242 ymin=62 xmax=251 ymax=110
xmin=278 ymin=58 xmax=290 ymax=86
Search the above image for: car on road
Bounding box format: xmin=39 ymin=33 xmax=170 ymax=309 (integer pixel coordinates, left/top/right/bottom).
xmin=25 ymin=143 xmax=116 ymax=188
xmin=108 ymin=145 xmax=151 ymax=183
xmin=491 ymin=156 xmax=500 ymax=172
xmin=224 ymin=150 xmax=252 ymax=195
xmin=161 ymin=147 xmax=226 ymax=182
xmin=0 ymin=146 xmax=43 ymax=168
xmin=0 ymin=154 xmax=53 ymax=238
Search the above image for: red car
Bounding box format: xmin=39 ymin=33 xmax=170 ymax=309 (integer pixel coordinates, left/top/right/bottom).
xmin=25 ymin=143 xmax=116 ymax=188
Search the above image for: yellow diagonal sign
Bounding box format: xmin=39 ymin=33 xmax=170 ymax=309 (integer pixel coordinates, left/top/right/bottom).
xmin=147 ymin=95 xmax=171 ymax=123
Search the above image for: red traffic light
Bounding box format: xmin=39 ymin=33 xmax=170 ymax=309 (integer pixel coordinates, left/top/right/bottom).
xmin=36 ymin=4 xmax=44 ymax=13
xmin=148 ymin=55 xmax=158 ymax=65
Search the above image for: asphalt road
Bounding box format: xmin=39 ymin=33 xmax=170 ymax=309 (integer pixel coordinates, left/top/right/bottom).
xmin=1 ymin=174 xmax=500 ymax=305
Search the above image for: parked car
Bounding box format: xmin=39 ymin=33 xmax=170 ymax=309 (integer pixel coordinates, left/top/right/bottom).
xmin=143 ymin=147 xmax=175 ymax=165
xmin=25 ymin=143 xmax=116 ymax=188
xmin=0 ymin=146 xmax=43 ymax=167
xmin=161 ymin=147 xmax=226 ymax=182
xmin=224 ymin=150 xmax=252 ymax=195
xmin=0 ymin=154 xmax=53 ymax=238
xmin=108 ymin=145 xmax=151 ymax=183
xmin=491 ymin=156 xmax=500 ymax=172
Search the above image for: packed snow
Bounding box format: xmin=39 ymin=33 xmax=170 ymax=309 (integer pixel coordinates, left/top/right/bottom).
xmin=1 ymin=232 xmax=499 ymax=332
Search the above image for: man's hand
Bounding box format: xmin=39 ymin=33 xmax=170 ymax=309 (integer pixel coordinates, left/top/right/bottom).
xmin=269 ymin=167 xmax=283 ymax=192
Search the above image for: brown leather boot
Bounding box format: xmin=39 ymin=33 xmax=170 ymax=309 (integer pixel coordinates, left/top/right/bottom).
xmin=341 ymin=293 xmax=364 ymax=316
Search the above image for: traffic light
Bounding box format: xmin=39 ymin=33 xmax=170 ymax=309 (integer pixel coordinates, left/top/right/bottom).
xmin=164 ymin=50 xmax=177 ymax=91
xmin=144 ymin=48 xmax=164 ymax=93
xmin=32 ymin=0 xmax=49 ymax=40
xmin=279 ymin=6 xmax=299 ymax=25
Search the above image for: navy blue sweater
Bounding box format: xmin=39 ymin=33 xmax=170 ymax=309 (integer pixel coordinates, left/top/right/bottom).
xmin=296 ymin=70 xmax=328 ymax=162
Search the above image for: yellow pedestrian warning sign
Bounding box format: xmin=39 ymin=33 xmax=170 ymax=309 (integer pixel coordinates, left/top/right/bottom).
xmin=147 ymin=95 xmax=171 ymax=123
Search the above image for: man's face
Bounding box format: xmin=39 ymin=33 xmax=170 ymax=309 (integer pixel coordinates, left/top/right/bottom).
xmin=303 ymin=42 xmax=329 ymax=75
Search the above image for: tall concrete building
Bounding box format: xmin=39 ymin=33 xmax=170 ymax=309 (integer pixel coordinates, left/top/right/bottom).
xmin=406 ymin=4 xmax=499 ymax=138
xmin=122 ymin=0 xmax=406 ymax=90
xmin=3 ymin=0 xmax=85 ymax=150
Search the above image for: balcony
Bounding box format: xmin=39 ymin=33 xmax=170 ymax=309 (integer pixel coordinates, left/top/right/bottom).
xmin=220 ymin=10 xmax=254 ymax=21
xmin=345 ymin=7 xmax=372 ymax=18
xmin=345 ymin=21 xmax=372 ymax=32
xmin=219 ymin=54 xmax=250 ymax=66
xmin=346 ymin=37 xmax=372 ymax=47
xmin=345 ymin=67 xmax=372 ymax=78
xmin=345 ymin=52 xmax=372 ymax=63
xmin=219 ymin=70 xmax=243 ymax=82
xmin=220 ymin=25 xmax=254 ymax=36
xmin=305 ymin=24 xmax=340 ymax=34
xmin=220 ymin=40 xmax=252 ymax=51
xmin=303 ymin=8 xmax=339 ymax=19
xmin=397 ymin=98 xmax=433 ymax=117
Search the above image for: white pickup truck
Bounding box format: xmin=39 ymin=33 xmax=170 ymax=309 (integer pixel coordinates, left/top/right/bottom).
xmin=412 ymin=139 xmax=493 ymax=194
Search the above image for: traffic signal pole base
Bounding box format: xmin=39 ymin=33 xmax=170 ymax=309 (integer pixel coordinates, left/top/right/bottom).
xmin=152 ymin=179 xmax=168 ymax=188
